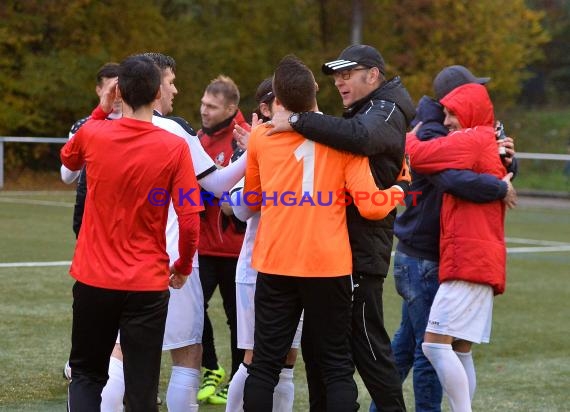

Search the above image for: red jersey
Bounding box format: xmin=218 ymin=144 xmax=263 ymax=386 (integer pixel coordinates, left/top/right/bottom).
xmin=60 ymin=112 xmax=203 ymax=291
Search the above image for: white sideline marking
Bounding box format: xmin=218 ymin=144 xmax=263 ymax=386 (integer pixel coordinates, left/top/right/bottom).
xmin=2 ymin=242 xmax=569 ymax=269
xmin=507 ymin=245 xmax=570 ymax=254
xmin=1 ymin=191 xmax=74 ymax=195
xmin=506 ymin=237 xmax=570 ymax=246
xmin=0 ymin=261 xmax=71 ymax=268
xmin=0 ymin=197 xmax=74 ymax=207
xmin=505 ymin=237 xmax=570 ymax=253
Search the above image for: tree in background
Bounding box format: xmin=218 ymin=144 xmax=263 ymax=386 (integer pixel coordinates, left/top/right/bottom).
xmin=0 ymin=0 xmax=170 ymax=171
xmin=361 ymin=0 xmax=548 ymax=106
xmin=163 ymin=0 xmax=326 ymax=123
xmin=0 ymin=0 xmax=551 ymax=172
xmin=522 ymin=0 xmax=570 ymax=105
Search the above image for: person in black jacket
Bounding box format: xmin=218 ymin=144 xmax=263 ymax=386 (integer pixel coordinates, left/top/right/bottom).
xmin=269 ymin=44 xmax=414 ymax=412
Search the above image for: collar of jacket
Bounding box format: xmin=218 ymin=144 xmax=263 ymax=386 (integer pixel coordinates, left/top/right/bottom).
xmin=342 ymin=81 xmax=387 ymax=118
xmin=201 ymin=111 xmax=238 ymax=136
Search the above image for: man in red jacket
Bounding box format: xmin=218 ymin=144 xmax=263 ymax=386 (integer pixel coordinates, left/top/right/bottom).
xmin=197 ymin=74 xmax=250 ymax=405
xmin=406 ymin=83 xmax=513 ymax=412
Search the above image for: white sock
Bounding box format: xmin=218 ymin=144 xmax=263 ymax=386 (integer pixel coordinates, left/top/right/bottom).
xmin=226 ymin=363 xmax=249 ymax=412
xmin=166 ymin=366 xmax=200 ymax=412
xmin=273 ymin=367 xmax=295 ymax=412
xmin=455 ymin=351 xmax=476 ymax=401
xmin=225 ymin=363 xmax=295 ymax=412
xmin=100 ymin=356 xmax=125 ymax=412
xmin=422 ymin=342 xmax=471 ymax=412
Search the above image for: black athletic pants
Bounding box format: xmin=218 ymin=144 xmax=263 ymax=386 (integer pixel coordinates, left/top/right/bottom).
xmin=243 ymin=273 xmax=358 ymax=412
xmin=68 ymin=281 xmax=169 ymax=412
xmin=352 ymin=274 xmax=406 ymax=411
xmin=199 ymin=255 xmax=244 ymax=378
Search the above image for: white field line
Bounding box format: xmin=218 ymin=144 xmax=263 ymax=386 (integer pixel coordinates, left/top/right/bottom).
xmin=1 ymin=200 xmax=568 ymax=266
xmin=3 ymin=242 xmax=569 ymax=269
xmin=506 ymin=237 xmax=570 ymax=246
xmin=0 ymin=261 xmax=71 ymax=268
xmin=2 ymin=245 xmax=569 ymax=269
xmin=0 ymin=197 xmax=74 ymax=207
xmin=505 ymin=237 xmax=570 ymax=253
xmin=1 ymin=190 xmax=74 ymax=195
xmin=506 ymin=245 xmax=570 ymax=254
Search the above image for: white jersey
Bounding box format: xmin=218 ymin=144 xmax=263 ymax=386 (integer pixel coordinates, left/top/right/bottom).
xmin=152 ymin=114 xmax=247 ymax=350
xmin=151 ymin=114 xmax=214 ymax=348
xmin=152 ymin=115 xmax=217 ymax=180
xmin=153 ymin=114 xmax=247 ymax=268
xmin=230 ymin=180 xmax=259 ymax=283
xmin=152 ymin=115 xmax=216 ymax=268
xmin=235 ymin=214 xmax=259 ymax=283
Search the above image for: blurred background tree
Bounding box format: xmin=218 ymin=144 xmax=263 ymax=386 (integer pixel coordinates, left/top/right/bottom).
xmin=0 ymin=0 xmax=562 ymax=174
xmin=520 ymin=0 xmax=570 ymax=105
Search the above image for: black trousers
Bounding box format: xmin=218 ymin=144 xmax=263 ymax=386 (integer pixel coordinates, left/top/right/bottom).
xmin=352 ymin=274 xmax=406 ymax=412
xmin=244 ymin=273 xmax=358 ymax=412
xmin=199 ymin=255 xmax=244 ymax=378
xmin=68 ymin=281 xmax=169 ymax=412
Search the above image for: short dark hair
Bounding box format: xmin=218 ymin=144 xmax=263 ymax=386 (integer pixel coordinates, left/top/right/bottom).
xmin=118 ymin=55 xmax=161 ymax=112
xmin=142 ymin=52 xmax=176 ymax=73
xmin=273 ymin=55 xmax=315 ymax=113
xmin=96 ymin=62 xmax=120 ymax=86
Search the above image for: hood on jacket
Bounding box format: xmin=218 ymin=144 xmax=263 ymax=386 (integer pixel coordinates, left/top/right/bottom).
xmin=414 ymin=96 xmax=445 ymax=125
xmin=440 ymin=83 xmax=494 ymax=129
xmin=412 ymin=96 xmax=449 ymax=141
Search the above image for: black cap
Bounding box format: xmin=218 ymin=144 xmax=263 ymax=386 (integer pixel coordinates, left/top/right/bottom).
xmin=255 ymin=77 xmax=274 ymax=105
xmin=322 ymin=44 xmax=385 ymax=75
xmin=433 ymin=65 xmax=490 ymax=100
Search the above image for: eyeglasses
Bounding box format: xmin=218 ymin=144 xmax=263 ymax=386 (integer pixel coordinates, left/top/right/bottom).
xmin=333 ymin=67 xmax=369 ymax=81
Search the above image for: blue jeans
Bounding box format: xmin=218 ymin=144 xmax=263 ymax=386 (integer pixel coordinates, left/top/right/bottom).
xmin=369 ymin=251 xmax=442 ymax=412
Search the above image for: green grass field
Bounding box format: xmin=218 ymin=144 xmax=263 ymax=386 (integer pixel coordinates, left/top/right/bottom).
xmin=0 ymin=191 xmax=569 ymax=411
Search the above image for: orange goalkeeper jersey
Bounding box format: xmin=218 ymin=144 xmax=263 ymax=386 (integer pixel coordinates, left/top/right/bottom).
xmin=244 ymin=125 xmax=404 ymax=277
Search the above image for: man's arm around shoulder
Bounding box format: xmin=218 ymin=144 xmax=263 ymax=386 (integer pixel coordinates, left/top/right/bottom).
xmin=269 ymin=101 xmax=406 ymax=156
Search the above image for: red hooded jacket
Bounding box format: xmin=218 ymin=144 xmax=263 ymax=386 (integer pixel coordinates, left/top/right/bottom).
xmin=406 ymin=84 xmax=507 ymax=294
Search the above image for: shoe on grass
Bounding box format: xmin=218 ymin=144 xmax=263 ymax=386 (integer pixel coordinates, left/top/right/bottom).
xmin=208 ymin=383 xmax=229 ymax=405
xmin=197 ymin=366 xmax=226 ymax=402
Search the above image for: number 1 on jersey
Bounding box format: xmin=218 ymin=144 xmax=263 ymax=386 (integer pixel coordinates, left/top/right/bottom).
xmin=294 ymin=140 xmax=315 ymax=196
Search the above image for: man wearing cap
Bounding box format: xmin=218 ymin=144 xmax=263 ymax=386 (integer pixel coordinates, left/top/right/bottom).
xmin=383 ymin=65 xmax=518 ymax=412
xmin=433 ymin=65 xmax=491 ymax=101
xmin=269 ymin=44 xmax=415 ymax=411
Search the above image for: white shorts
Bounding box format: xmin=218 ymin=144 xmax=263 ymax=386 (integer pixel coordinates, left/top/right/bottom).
xmin=236 ymin=282 xmax=303 ymax=350
xmin=426 ymin=280 xmax=494 ymax=344
xmin=162 ymin=267 xmax=204 ymax=350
